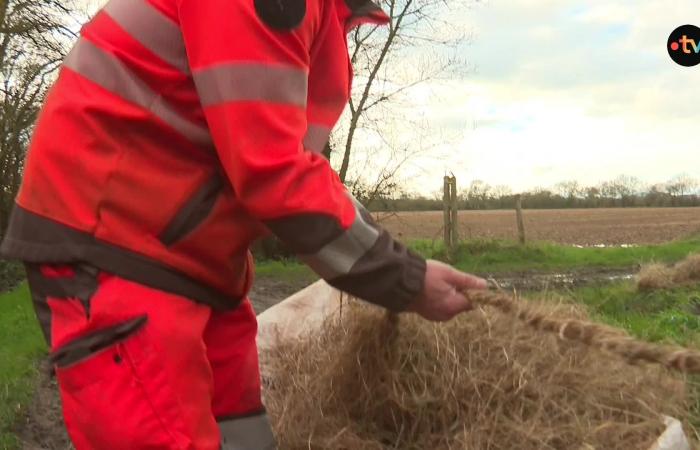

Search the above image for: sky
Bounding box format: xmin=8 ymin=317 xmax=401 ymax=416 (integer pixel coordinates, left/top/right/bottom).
xmin=76 ymin=0 xmax=699 ymax=195
xmin=391 ymin=0 xmax=700 ymax=194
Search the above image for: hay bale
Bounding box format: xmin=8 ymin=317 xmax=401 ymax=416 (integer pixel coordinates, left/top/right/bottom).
xmin=637 ymin=263 xmax=675 ymax=291
xmin=263 ymin=300 xmax=690 ymax=450
xmin=673 ymin=254 xmax=700 ymax=285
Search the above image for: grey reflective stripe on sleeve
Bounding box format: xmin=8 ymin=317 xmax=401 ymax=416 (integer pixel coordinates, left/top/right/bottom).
xmin=64 ymin=39 xmax=213 ymax=148
xmin=218 ymin=413 xmax=276 ymax=450
xmin=193 ymin=63 xmax=308 ymax=107
xmin=300 ymin=203 xmax=380 ymax=280
xmin=103 ymin=0 xmax=190 ymax=74
xmin=303 ymin=124 xmax=331 ymax=153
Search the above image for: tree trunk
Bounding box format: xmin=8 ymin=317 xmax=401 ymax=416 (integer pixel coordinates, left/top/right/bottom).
xmin=338 ymin=0 xmax=412 ymax=183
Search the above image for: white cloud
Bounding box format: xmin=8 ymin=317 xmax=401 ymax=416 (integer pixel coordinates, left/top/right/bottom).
xmin=377 ymin=0 xmax=700 ymax=194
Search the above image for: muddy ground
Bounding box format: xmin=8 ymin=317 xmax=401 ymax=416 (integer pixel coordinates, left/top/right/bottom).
xmin=487 ymin=267 xmax=636 ymax=291
xmin=12 ymin=268 xmax=636 ymax=449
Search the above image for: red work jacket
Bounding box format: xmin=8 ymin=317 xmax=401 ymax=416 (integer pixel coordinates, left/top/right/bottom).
xmin=1 ymin=0 xmax=426 ymax=311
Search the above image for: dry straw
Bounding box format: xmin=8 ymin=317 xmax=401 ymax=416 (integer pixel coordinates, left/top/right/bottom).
xmin=672 ymin=254 xmax=700 ymax=285
xmin=637 ymin=254 xmax=700 ymax=291
xmin=637 ymin=264 xmax=676 ymax=291
xmin=264 ymin=293 xmax=692 ymax=450
xmin=465 ymin=290 xmax=700 ymax=374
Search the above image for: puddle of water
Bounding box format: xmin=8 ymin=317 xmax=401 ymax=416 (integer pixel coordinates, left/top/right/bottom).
xmin=493 ymin=272 xmax=635 ymax=291
xmin=572 ymin=244 xmax=638 ymax=249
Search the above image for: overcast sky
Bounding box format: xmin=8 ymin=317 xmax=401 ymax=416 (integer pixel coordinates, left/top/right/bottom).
xmin=392 ymin=0 xmax=700 ymax=194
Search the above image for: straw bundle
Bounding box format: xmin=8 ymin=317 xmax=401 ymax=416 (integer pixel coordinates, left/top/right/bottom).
xmin=637 ymin=254 xmax=700 ymax=291
xmin=263 ymin=295 xmax=690 ymax=450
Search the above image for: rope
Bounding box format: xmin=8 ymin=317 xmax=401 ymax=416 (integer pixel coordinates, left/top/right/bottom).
xmin=463 ymin=289 xmax=700 ymax=374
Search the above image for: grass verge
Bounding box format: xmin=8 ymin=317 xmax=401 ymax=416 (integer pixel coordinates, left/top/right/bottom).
xmin=567 ymin=281 xmax=700 ymax=347
xmin=255 ymin=259 xmax=316 ymax=282
xmin=411 ymin=237 xmax=700 ymax=274
xmin=252 ymin=237 xmax=700 ymax=279
xmin=0 ymin=284 xmax=46 ymax=450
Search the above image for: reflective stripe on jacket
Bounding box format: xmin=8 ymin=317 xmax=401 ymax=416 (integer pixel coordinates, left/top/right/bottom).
xmin=1 ymin=0 xmax=426 ymax=311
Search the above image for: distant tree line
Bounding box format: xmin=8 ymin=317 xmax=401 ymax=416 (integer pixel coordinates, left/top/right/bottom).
xmin=365 ymin=174 xmax=700 ymax=212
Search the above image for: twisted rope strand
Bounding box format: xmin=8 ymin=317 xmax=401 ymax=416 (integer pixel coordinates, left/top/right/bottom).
xmin=464 ymin=290 xmax=700 ymax=374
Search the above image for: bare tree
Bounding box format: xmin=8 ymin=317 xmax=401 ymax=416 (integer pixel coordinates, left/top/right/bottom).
xmin=555 ymin=180 xmax=581 ymax=199
xmin=613 ymin=175 xmax=641 ymax=207
xmin=490 ymin=184 xmax=512 ymax=208
xmin=348 ymin=149 xmax=409 ymax=207
xmin=462 ymin=179 xmax=492 ymax=209
xmin=0 ymin=0 xmax=78 ymax=234
xmin=599 ymin=181 xmax=617 ymax=205
xmin=666 ymin=174 xmax=698 ymax=204
xmin=554 ymin=180 xmax=582 ymax=207
xmin=584 ymin=186 xmax=601 ymax=207
xmin=335 ymin=0 xmax=474 ymax=187
xmin=665 ymin=174 xmax=696 ymax=206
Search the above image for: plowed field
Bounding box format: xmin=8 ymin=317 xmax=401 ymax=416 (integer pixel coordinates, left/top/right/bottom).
xmin=380 ymin=207 xmax=700 ymax=245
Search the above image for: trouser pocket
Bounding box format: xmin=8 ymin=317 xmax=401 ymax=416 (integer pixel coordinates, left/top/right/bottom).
xmin=55 ymin=316 xmax=192 ymax=450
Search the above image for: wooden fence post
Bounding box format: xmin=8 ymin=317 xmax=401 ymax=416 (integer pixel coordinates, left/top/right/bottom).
xmin=443 ymin=175 xmax=458 ymax=257
xmin=443 ymin=176 xmax=451 ymax=250
xmin=450 ymin=176 xmax=458 ymax=247
xmin=515 ymin=194 xmax=526 ymax=245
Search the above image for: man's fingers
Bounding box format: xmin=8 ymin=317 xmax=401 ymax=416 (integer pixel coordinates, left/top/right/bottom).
xmin=463 ymin=273 xmax=488 ymax=290
xmin=445 ymin=289 xmax=474 ymax=318
xmin=414 ymin=260 xmax=484 ymax=322
xmin=446 ymin=268 xmax=487 ymax=291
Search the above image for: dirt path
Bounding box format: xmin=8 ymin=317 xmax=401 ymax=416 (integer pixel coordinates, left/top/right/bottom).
xmin=14 ymin=364 xmax=71 ymax=450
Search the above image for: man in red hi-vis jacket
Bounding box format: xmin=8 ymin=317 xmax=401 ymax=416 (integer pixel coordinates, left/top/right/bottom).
xmin=1 ymin=0 xmax=486 ymax=447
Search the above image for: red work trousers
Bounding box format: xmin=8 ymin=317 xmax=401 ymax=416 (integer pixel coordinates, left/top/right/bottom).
xmin=26 ymin=264 xmax=276 ymax=450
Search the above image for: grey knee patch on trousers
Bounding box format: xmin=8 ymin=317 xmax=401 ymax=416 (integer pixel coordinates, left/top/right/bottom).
xmin=218 ymin=412 xmax=276 ymax=450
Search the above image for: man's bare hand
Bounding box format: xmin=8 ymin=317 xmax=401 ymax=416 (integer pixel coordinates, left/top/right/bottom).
xmin=406 ymin=260 xmax=487 ymax=322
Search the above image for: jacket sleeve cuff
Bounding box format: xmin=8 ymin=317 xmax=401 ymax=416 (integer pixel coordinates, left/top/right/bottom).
xmin=386 ymin=248 xmax=427 ymax=312
xmin=264 ymin=193 xmax=427 ymax=311
xmin=324 ymin=230 xmax=427 ymax=312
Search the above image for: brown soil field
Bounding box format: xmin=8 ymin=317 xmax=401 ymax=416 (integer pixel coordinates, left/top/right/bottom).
xmin=379 ymin=207 xmax=700 ymax=245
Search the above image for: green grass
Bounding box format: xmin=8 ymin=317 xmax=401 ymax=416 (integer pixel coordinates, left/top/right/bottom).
xmin=567 ymin=281 xmax=700 ymax=347
xmin=0 ymin=284 xmax=46 ymax=449
xmin=255 ymin=259 xmax=316 ymax=281
xmin=252 ymin=237 xmax=700 ymax=279
xmin=410 ymin=237 xmax=700 ymax=274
